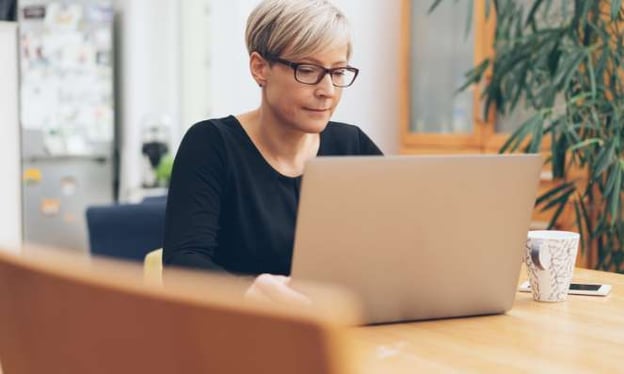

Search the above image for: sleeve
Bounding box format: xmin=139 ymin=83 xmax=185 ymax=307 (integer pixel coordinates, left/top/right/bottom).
xmin=357 ymin=128 xmax=384 ymax=155
xmin=162 ymin=121 xmax=229 ymax=273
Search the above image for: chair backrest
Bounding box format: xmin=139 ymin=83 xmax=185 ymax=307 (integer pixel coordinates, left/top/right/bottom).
xmin=141 ymin=195 xmax=167 ymax=204
xmin=85 ymin=200 xmax=166 ymax=261
xmin=143 ymin=248 xmax=163 ymax=285
xmin=0 ymin=246 xmax=359 ymax=374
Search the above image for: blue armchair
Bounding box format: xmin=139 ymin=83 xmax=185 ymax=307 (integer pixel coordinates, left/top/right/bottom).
xmin=86 ymin=196 xmax=167 ymax=261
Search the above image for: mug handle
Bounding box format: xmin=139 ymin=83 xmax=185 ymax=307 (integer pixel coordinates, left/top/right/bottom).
xmin=529 ymin=239 xmax=546 ymax=271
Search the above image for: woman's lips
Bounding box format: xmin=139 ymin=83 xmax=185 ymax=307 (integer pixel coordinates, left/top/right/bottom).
xmin=304 ymin=107 xmax=329 ymax=112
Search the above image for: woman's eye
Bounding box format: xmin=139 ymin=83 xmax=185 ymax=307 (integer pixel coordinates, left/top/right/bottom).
xmin=298 ymin=66 xmax=318 ymax=75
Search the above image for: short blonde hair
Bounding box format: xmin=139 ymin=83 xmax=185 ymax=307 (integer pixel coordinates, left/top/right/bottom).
xmin=245 ymin=0 xmax=352 ymax=60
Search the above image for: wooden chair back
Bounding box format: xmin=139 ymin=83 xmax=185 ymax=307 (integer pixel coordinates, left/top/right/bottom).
xmin=0 ymin=247 xmax=358 ymax=374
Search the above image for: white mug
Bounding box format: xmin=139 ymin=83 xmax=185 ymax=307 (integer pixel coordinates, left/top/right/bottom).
xmin=525 ymin=230 xmax=580 ymax=302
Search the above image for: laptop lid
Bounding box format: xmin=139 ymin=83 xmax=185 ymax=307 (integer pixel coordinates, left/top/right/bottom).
xmin=291 ymin=154 xmax=542 ymax=324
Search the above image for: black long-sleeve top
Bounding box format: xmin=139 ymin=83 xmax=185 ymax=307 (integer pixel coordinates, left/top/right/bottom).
xmin=163 ymin=115 xmax=382 ymax=275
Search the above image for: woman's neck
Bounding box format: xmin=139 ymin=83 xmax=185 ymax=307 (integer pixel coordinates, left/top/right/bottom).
xmin=236 ymin=109 xmax=320 ymax=177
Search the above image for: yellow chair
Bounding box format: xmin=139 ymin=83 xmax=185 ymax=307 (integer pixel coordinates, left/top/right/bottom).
xmin=143 ymin=248 xmax=163 ymax=285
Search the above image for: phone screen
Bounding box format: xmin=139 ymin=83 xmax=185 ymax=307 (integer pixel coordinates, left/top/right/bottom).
xmin=569 ymin=283 xmax=601 ymax=291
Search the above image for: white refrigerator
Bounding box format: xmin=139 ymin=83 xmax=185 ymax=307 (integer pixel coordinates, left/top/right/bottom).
xmin=18 ymin=0 xmax=116 ymax=251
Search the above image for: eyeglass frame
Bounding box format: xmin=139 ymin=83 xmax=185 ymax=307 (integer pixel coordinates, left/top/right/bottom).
xmin=264 ymin=55 xmax=360 ymax=88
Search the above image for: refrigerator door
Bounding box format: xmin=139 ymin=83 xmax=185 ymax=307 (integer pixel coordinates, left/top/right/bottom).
xmin=18 ymin=0 xmax=116 ymax=252
xmin=22 ymin=156 xmax=113 ymax=251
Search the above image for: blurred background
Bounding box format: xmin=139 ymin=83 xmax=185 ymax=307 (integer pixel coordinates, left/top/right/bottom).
xmin=0 ymin=0 xmax=402 ymax=253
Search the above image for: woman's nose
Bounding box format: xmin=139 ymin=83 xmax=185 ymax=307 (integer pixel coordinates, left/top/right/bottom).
xmin=315 ymin=73 xmax=336 ymax=97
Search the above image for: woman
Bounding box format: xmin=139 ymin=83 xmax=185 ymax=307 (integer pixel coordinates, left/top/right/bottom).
xmin=163 ymin=0 xmax=382 ymax=302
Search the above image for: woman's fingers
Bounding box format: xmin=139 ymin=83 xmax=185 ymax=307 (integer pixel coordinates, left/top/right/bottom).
xmin=246 ymin=274 xmax=311 ymax=305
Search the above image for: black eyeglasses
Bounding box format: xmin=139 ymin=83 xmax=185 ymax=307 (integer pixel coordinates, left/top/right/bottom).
xmin=267 ymin=56 xmax=359 ymax=88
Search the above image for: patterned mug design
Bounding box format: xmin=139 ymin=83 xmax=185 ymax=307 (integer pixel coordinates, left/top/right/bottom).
xmin=524 ymin=231 xmax=579 ymax=302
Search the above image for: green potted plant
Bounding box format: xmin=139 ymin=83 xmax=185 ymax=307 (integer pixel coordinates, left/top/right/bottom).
xmin=432 ymin=0 xmax=624 ymax=272
xmin=155 ymin=153 xmax=174 ymax=188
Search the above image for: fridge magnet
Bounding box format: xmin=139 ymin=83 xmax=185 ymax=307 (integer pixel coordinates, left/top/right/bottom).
xmin=40 ymin=198 xmax=61 ymax=216
xmin=60 ymin=176 xmax=77 ymax=196
xmin=63 ymin=212 xmax=77 ymax=223
xmin=23 ymin=168 xmax=42 ymax=185
xmin=22 ymin=5 xmax=45 ymax=20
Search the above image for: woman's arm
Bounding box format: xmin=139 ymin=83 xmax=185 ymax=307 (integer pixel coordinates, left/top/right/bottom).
xmin=163 ymin=121 xmax=229 ymax=272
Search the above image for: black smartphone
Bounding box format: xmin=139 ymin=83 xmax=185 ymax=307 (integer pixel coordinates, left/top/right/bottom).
xmin=518 ymin=281 xmax=612 ymax=296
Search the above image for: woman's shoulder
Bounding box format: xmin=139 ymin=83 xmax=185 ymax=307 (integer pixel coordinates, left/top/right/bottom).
xmin=174 ymin=117 xmax=243 ymax=175
xmin=180 ymin=116 xmax=241 ymax=146
xmin=324 ymin=120 xmax=361 ymax=134
xmin=322 ymin=121 xmax=368 ymax=142
xmin=321 ymin=121 xmax=382 ymax=155
xmin=325 ymin=121 xmax=380 ymax=143
xmin=185 ymin=116 xmax=238 ymax=136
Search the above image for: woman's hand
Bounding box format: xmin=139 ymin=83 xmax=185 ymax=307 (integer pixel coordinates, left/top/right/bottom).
xmin=245 ymin=273 xmax=311 ymax=305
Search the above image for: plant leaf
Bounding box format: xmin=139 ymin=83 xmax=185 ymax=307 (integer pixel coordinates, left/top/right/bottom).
xmin=499 ymin=113 xmax=541 ymax=153
xmin=525 ymin=0 xmax=545 ymax=28
xmin=604 ymin=165 xmax=619 ymax=197
xmin=586 ymin=49 xmax=597 ymax=100
xmin=568 ymin=138 xmax=603 ymax=152
xmin=527 ymin=117 xmax=544 ymax=153
xmin=457 ymin=59 xmax=490 ymax=93
xmin=608 ymin=165 xmax=622 ymax=225
xmin=540 ymin=186 xmax=575 ymax=212
xmin=536 ymin=181 xmax=575 ymax=207
xmin=611 ymin=0 xmax=622 ymax=21
xmin=577 ymin=192 xmax=593 ymax=232
xmin=547 ymin=40 xmax=562 ymax=78
xmin=573 ymin=199 xmax=587 ymax=255
xmin=548 ymin=199 xmax=568 ymax=230
xmin=428 ymin=0 xmax=444 ymax=14
xmin=593 ymin=140 xmax=616 ymax=179
xmin=551 ymin=121 xmax=569 ymax=178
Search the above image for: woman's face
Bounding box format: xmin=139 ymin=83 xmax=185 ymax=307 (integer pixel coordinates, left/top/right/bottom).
xmin=260 ymin=43 xmax=349 ymax=134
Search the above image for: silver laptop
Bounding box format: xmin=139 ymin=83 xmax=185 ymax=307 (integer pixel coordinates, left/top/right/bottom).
xmin=291 ymin=154 xmax=542 ymax=324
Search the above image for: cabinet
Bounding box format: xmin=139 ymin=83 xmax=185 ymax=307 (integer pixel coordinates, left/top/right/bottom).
xmin=399 ymin=0 xmax=589 ymax=266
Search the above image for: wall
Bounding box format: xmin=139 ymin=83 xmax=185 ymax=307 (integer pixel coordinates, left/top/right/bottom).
xmin=0 ymin=22 xmax=22 ymax=252
xmin=332 ymin=0 xmax=401 ymax=154
xmin=179 ymin=0 xmax=212 ymax=132
xmin=114 ymin=0 xmax=180 ymax=201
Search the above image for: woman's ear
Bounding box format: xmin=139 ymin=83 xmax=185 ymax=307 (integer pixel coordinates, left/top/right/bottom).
xmin=250 ymin=51 xmax=268 ymax=87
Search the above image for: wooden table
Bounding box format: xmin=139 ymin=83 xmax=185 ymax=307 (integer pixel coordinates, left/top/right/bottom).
xmin=350 ymin=268 xmax=624 ymax=373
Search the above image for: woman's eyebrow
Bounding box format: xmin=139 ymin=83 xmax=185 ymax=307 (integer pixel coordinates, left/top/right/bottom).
xmin=299 ymin=58 xmax=349 ymax=67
